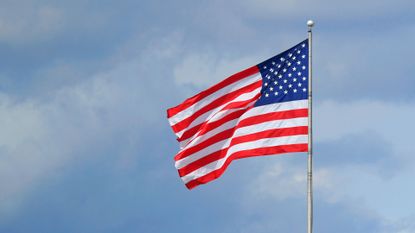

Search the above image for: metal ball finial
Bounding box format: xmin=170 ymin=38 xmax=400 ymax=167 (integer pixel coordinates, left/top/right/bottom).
xmin=307 ymin=20 xmax=314 ymax=27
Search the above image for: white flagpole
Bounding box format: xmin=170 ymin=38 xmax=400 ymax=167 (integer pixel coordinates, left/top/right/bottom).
xmin=307 ymin=19 xmax=314 ymax=233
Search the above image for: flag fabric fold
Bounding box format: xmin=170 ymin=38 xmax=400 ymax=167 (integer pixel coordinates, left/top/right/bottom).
xmin=167 ymin=40 xmax=309 ymax=189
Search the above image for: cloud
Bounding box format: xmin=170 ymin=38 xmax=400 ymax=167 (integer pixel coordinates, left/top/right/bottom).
xmin=0 ymin=0 xmax=160 ymax=98
xmin=233 ymin=155 xmax=391 ymax=232
xmin=247 ymin=161 xmax=335 ymax=201
xmin=232 ymin=159 xmax=385 ymax=233
xmin=383 ymin=215 xmax=415 ymax=233
xmin=0 ymin=3 xmax=64 ymax=44
xmin=0 ymin=32 xmax=181 ymax=220
xmin=0 ymin=0 xmax=136 ymax=45
xmin=316 ymin=100 xmax=415 ymax=155
xmin=314 ymin=23 xmax=415 ymax=101
xmin=315 ymin=131 xmax=402 ymax=178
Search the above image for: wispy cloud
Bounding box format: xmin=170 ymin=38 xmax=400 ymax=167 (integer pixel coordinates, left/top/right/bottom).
xmin=0 ymin=32 xmax=181 ymax=220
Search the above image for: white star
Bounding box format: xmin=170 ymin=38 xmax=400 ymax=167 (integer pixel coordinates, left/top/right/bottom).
xmin=283 ymin=68 xmax=287 ymax=73
xmin=272 ymin=61 xmax=275 ymax=65
xmin=279 ymin=85 xmax=283 ymax=90
xmin=298 ymin=83 xmax=302 ymax=87
xmin=297 ymin=50 xmax=301 ymax=54
xmin=292 ymin=56 xmax=296 ymax=60
xmin=264 ymin=82 xmax=268 ymax=86
xmin=274 ymin=71 xmax=278 ymax=75
xmin=274 ymin=81 xmax=278 ymax=85
xmin=302 ymin=77 xmax=307 ymax=81
xmin=293 ymin=89 xmax=297 ymax=93
xmin=277 ymin=64 xmax=281 ymax=68
xmin=288 ymin=84 xmax=292 ymax=88
xmin=270 ymin=68 xmax=274 ymax=72
xmin=303 ymin=88 xmax=307 ymax=92
xmin=264 ymin=66 xmax=267 ymax=69
xmin=302 ymin=66 xmax=306 ymax=70
xmin=274 ymin=91 xmax=278 ymax=96
xmin=288 ymin=73 xmax=292 ymax=77
xmin=297 ymin=72 xmax=302 ymax=76
xmin=292 ymin=67 xmax=297 ymax=71
xmin=284 ymin=90 xmax=288 ymax=94
xmin=293 ymin=78 xmax=297 ymax=82
xmin=280 ymin=57 xmax=285 ymax=61
xmin=265 ymin=93 xmax=269 ymax=97
xmin=283 ymin=79 xmax=287 ymax=83
xmin=297 ymin=61 xmax=301 ymax=65
xmin=302 ymin=55 xmax=306 ymax=59
xmin=278 ymin=74 xmax=283 ymax=79
xmin=287 ymin=62 xmax=291 ymax=67
xmin=302 ymin=43 xmax=306 ymax=47
xmin=270 ymin=87 xmax=274 ymax=91
xmin=288 ymin=53 xmax=292 ymax=57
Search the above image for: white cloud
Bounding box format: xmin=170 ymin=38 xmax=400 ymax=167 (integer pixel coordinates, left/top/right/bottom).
xmin=0 ymin=71 xmax=131 ymax=219
xmin=316 ymin=100 xmax=415 ymax=155
xmin=0 ymin=3 xmax=64 ymax=44
xmin=249 ymin=161 xmax=337 ymax=202
xmin=0 ymin=1 xmax=124 ymax=45
xmin=0 ymin=33 xmax=180 ymax=220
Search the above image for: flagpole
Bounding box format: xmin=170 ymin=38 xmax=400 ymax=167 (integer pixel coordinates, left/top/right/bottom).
xmin=307 ymin=19 xmax=314 ymax=233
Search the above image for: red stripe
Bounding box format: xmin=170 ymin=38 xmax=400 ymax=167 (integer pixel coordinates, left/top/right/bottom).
xmin=185 ymin=144 xmax=308 ymax=189
xmin=167 ymin=66 xmax=259 ymax=118
xmin=178 ymin=108 xmax=246 ymax=143
xmin=230 ymin=126 xmax=308 ymax=146
xmin=238 ymin=108 xmax=308 ymax=128
xmin=220 ymin=93 xmax=260 ymax=111
xmin=171 ymin=80 xmax=262 ymax=133
xmin=178 ymin=95 xmax=259 ymax=143
xmin=174 ymin=128 xmax=235 ymax=161
xmin=178 ymin=148 xmax=227 ymax=177
xmin=178 ymin=126 xmax=308 ymax=177
xmin=231 ymin=143 xmax=308 ymax=160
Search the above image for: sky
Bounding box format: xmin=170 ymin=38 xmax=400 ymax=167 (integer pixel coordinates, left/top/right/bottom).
xmin=0 ymin=0 xmax=415 ymax=232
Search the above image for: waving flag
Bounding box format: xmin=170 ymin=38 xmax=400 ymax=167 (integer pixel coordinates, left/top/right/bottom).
xmin=167 ymin=40 xmax=309 ymax=189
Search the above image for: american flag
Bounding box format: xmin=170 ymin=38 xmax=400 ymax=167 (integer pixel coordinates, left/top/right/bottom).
xmin=167 ymin=40 xmax=309 ymax=189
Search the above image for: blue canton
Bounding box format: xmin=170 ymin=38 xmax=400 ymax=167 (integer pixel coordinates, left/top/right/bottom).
xmin=255 ymin=39 xmax=309 ymax=107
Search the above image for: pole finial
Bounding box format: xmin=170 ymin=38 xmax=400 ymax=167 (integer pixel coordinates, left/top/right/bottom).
xmin=307 ymin=20 xmax=314 ymax=28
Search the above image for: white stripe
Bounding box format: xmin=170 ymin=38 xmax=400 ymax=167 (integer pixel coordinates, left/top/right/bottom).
xmin=241 ymin=99 xmax=308 ymax=120
xmin=181 ymin=156 xmax=227 ymax=184
xmin=168 ymin=72 xmax=261 ymax=126
xmin=174 ymin=86 xmax=261 ymax=138
xmin=179 ymin=118 xmax=239 ymax=149
xmin=178 ymin=99 xmax=256 ymax=148
xmin=234 ymin=117 xmax=308 ymax=137
xmin=175 ymin=138 xmax=229 ymax=169
xmin=226 ymin=135 xmax=308 ymax=158
xmin=181 ymin=135 xmax=308 ymax=183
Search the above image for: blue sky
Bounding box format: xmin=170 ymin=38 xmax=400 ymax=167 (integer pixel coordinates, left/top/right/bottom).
xmin=1 ymin=1 xmax=415 ymax=232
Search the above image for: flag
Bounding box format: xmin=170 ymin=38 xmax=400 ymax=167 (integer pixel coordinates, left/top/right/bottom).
xmin=167 ymin=40 xmax=309 ymax=189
